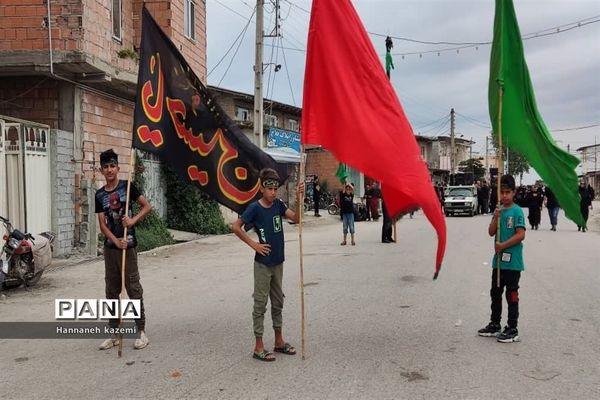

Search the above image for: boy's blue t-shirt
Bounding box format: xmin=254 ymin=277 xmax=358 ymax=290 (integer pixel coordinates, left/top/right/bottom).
xmin=491 ymin=204 xmax=526 ymax=271
xmin=241 ymin=198 xmax=288 ymax=267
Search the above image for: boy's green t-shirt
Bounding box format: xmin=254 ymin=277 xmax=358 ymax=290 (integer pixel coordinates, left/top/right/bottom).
xmin=491 ymin=204 xmax=526 ymax=271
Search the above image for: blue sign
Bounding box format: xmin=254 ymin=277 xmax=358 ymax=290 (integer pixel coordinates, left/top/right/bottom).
xmin=267 ymin=127 xmax=301 ymax=153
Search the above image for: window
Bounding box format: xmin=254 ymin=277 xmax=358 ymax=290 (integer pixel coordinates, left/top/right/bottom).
xmin=112 ymin=0 xmax=122 ymax=41
xmin=265 ymin=114 xmax=278 ymax=127
xmin=420 ymin=145 xmax=426 ymax=159
xmin=236 ymin=107 xmax=250 ymax=121
xmin=184 ymin=0 xmax=196 ymax=40
xmin=288 ymin=119 xmax=299 ymax=131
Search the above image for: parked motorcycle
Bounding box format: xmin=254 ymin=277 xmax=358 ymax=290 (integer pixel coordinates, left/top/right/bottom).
xmin=0 ymin=216 xmax=55 ymax=288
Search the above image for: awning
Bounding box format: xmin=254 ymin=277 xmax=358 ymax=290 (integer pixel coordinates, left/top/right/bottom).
xmin=264 ymin=147 xmax=301 ymax=163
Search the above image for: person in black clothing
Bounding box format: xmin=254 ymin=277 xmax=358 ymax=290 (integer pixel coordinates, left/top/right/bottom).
xmin=313 ymin=176 xmax=321 ymax=217
xmin=525 ymin=185 xmax=543 ymax=230
xmin=480 ymin=181 xmax=490 ymax=215
xmin=489 ymin=182 xmax=498 ymax=214
xmin=577 ymin=181 xmax=593 ymax=232
xmin=381 ymin=199 xmax=394 ymax=243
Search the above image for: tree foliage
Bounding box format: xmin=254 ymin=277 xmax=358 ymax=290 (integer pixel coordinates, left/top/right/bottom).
xmin=491 ymin=134 xmax=531 ymax=183
xmin=163 ymin=166 xmax=230 ymax=235
xmin=458 ymin=158 xmax=486 ymax=181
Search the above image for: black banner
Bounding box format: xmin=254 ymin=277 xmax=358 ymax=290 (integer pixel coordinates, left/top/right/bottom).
xmin=133 ymin=7 xmax=286 ymax=214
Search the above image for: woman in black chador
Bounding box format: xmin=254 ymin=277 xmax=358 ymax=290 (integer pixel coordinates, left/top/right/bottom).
xmin=525 ymin=185 xmax=543 ymax=230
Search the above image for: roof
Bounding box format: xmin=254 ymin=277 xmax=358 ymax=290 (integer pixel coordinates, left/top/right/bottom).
xmin=207 ymin=85 xmax=302 ymax=115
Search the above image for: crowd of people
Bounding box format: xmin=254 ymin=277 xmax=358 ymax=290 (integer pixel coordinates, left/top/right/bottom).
xmin=475 ymin=180 xmax=596 ymax=232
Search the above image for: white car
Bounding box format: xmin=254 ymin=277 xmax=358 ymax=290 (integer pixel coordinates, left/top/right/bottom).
xmin=444 ymin=185 xmax=479 ymax=217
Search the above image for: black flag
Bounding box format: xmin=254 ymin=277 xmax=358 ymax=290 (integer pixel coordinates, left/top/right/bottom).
xmin=133 ymin=7 xmax=286 ymax=214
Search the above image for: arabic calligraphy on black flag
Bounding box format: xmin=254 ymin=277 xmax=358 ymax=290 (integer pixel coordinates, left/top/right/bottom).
xmin=133 ymin=7 xmax=286 ymax=214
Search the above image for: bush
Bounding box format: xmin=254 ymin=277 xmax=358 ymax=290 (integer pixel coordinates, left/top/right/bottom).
xmin=163 ymin=166 xmax=230 ymax=235
xmin=133 ymin=153 xmax=174 ymax=251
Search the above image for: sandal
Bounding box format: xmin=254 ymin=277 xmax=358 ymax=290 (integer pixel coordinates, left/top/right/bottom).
xmin=351 ymin=241 xmax=356 ymax=246
xmin=340 ymin=241 xmax=347 ymax=246
xmin=253 ymin=350 xmax=276 ymax=362
xmin=273 ymin=343 xmax=296 ymax=355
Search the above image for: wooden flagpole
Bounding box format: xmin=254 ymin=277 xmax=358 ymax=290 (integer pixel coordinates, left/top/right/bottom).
xmin=495 ymin=88 xmax=504 ymax=288
xmin=117 ymin=148 xmax=136 ymax=358
xmin=298 ymin=144 xmax=306 ymax=360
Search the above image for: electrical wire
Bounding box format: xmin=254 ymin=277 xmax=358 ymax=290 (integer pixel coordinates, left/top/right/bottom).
xmin=207 ymin=7 xmax=256 ymax=78
xmin=216 ymin=10 xmax=254 ymax=87
xmin=279 ymin=36 xmax=297 ymax=106
xmin=553 ymin=123 xmax=600 ymax=132
xmin=0 ymin=77 xmax=52 ymax=106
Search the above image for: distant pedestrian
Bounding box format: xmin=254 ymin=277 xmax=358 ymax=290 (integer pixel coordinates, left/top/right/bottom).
xmin=232 ymin=168 xmax=304 ymax=362
xmin=577 ymin=181 xmax=593 ymax=232
xmin=340 ymin=183 xmax=356 ymax=245
xmin=478 ymin=174 xmax=526 ymax=343
xmin=381 ymin=199 xmax=394 ymax=243
xmin=313 ymin=176 xmax=321 ymax=217
xmin=544 ymin=186 xmax=560 ymax=231
xmin=480 ymin=181 xmax=490 ymax=215
xmin=525 ymin=185 xmax=543 ymax=230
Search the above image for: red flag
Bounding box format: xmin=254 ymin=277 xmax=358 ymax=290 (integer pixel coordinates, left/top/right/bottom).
xmin=301 ymin=0 xmax=446 ymax=277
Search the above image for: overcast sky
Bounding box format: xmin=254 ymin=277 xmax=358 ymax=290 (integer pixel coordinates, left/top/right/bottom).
xmin=206 ymin=0 xmax=600 ymax=183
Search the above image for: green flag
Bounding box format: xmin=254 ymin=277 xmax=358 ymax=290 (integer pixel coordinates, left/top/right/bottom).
xmin=335 ymin=163 xmax=348 ymax=184
xmin=488 ymin=0 xmax=584 ymax=226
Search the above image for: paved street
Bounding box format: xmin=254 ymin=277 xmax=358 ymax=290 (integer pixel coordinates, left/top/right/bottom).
xmin=1 ymin=206 xmax=599 ymax=400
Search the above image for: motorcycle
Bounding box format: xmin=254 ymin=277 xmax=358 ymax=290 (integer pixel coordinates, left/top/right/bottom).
xmin=0 ymin=216 xmax=55 ymax=289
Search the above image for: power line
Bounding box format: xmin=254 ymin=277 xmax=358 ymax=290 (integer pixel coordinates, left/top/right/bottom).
xmin=388 ymin=16 xmax=600 ymax=58
xmin=413 ymin=115 xmax=450 ymax=130
xmin=553 ymin=123 xmax=600 ymax=132
xmin=279 ymin=36 xmax=297 ymax=106
xmin=207 ymin=7 xmax=256 ymax=77
xmin=216 ymin=9 xmax=254 ymax=87
xmin=213 ymin=0 xmax=252 ymax=21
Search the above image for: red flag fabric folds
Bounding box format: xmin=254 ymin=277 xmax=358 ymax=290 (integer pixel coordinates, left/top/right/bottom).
xmin=301 ymin=0 xmax=446 ymax=276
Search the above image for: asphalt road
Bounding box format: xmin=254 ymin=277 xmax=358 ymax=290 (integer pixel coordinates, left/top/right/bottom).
xmin=0 ymin=205 xmax=599 ymax=400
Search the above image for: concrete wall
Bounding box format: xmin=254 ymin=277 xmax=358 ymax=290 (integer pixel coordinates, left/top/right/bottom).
xmin=49 ymin=129 xmax=75 ymax=256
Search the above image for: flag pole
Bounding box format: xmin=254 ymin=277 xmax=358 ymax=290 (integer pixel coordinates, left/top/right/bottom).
xmin=117 ymin=148 xmax=136 ymax=357
xmin=298 ymin=144 xmax=306 ymax=360
xmin=495 ymin=88 xmax=504 ymax=288
xmin=385 ymin=36 xmax=398 ymax=243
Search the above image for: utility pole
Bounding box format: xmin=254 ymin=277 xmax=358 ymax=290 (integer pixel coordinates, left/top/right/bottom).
xmin=595 ymin=136 xmax=597 ymax=173
xmin=470 ymin=136 xmax=473 ymax=179
xmin=254 ymin=0 xmax=264 ymax=148
xmin=450 ymin=108 xmax=455 ymax=180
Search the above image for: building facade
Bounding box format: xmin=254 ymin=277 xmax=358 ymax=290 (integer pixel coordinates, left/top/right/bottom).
xmin=0 ymin=0 xmax=207 ymax=255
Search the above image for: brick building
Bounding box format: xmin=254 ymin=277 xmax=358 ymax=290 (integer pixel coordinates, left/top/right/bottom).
xmin=0 ymin=0 xmax=206 ymax=255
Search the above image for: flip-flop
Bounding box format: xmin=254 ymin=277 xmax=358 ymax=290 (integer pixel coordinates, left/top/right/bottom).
xmin=273 ymin=343 xmax=296 ymax=355
xmin=253 ymin=350 xmax=275 ymax=362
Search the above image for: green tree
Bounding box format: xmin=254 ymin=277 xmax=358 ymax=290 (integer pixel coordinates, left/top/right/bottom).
xmin=163 ymin=166 xmax=229 ymax=235
xmin=491 ymin=134 xmax=531 ymax=184
xmin=458 ymin=158 xmax=486 ymax=181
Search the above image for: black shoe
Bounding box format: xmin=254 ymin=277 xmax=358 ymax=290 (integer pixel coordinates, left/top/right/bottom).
xmin=382 ymin=239 xmax=391 ymax=243
xmin=477 ymin=322 xmax=501 ymax=337
xmin=578 ymin=226 xmax=581 ymax=231
xmin=388 ymin=238 xmax=396 ymax=243
xmin=497 ymin=326 xmax=520 ymax=343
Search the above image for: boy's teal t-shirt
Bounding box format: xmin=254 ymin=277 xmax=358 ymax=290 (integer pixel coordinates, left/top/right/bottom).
xmin=491 ymin=204 xmax=526 ymax=271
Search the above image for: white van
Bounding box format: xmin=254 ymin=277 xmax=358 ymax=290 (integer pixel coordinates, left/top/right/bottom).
xmin=444 ymin=185 xmax=479 ymax=217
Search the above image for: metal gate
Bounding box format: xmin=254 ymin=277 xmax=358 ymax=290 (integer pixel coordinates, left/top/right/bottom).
xmin=0 ymin=116 xmax=52 ymax=234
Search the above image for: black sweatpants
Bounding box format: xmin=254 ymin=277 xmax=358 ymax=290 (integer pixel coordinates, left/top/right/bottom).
xmin=490 ymin=268 xmax=521 ymax=328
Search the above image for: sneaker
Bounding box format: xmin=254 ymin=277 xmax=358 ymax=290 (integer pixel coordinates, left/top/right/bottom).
xmin=497 ymin=326 xmax=520 ymax=343
xmin=99 ymin=336 xmax=120 ymax=350
xmin=134 ymin=331 xmax=149 ymax=350
xmin=477 ymin=322 xmax=501 ymax=337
